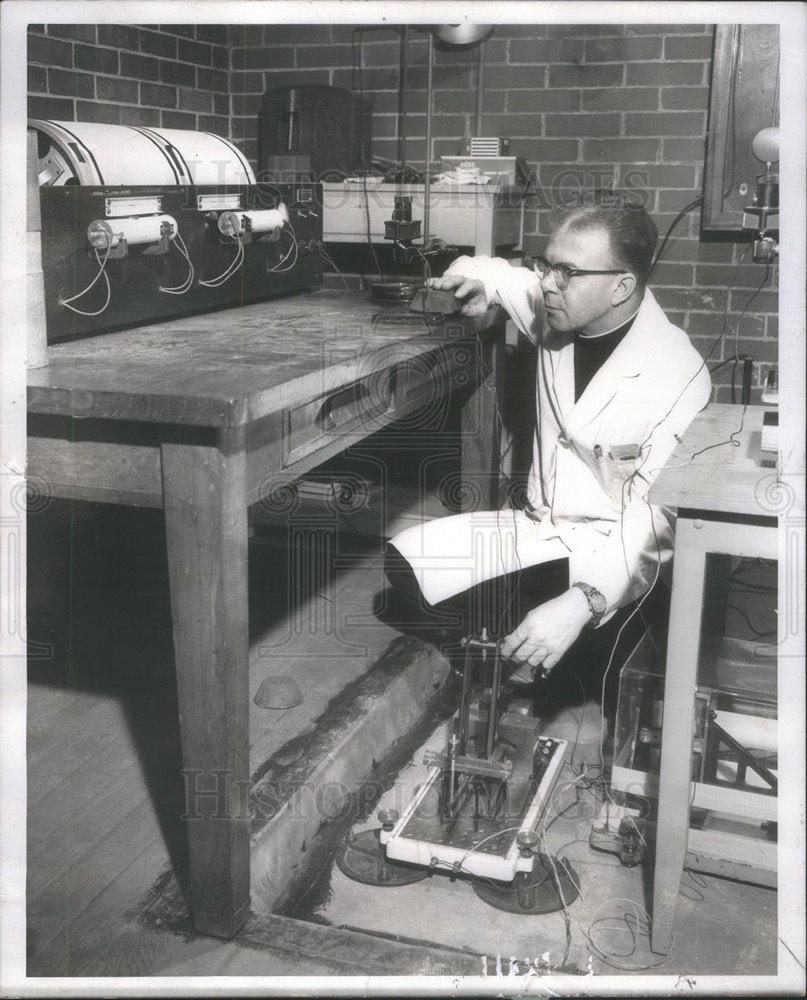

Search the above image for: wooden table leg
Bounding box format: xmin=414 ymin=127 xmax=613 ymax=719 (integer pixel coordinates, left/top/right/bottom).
xmin=651 ymin=517 xmax=705 ymax=954
xmin=651 ymin=516 xmax=779 ymax=953
xmin=161 ymin=432 xmax=251 ymax=938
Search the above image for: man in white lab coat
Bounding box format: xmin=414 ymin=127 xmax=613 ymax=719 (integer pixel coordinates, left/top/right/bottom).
xmin=386 ymin=197 xmax=711 ymax=713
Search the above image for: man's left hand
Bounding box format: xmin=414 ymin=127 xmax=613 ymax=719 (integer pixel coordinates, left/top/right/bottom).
xmin=501 ymin=587 xmax=593 ymax=676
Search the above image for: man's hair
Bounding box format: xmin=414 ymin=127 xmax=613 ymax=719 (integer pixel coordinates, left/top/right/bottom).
xmin=553 ymin=191 xmax=659 ymax=290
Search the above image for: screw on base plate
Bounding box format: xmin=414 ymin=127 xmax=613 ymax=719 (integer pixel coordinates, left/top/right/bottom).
xmin=472 ymin=854 xmax=579 ymax=914
xmin=334 ymin=827 xmax=429 ymax=887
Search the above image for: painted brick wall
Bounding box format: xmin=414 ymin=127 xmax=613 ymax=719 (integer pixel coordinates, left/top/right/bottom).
xmin=229 ymin=22 xmax=779 ymax=404
xmin=27 ymin=24 xmax=230 ymax=133
xmin=27 ymin=21 xmax=778 ymax=402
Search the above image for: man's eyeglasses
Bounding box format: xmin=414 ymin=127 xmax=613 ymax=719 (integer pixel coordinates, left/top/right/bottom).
xmin=532 ymin=257 xmax=624 ymax=290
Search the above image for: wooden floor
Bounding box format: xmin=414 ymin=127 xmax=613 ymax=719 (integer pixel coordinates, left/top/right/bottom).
xmin=27 ymin=502 xmax=186 ymax=976
xmin=26 ymin=499 xmax=410 ymax=976
xmin=25 ymin=499 xmax=782 ymax=982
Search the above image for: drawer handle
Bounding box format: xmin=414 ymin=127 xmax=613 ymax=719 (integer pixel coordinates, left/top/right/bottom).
xmin=318 ymin=379 xmax=391 ymax=432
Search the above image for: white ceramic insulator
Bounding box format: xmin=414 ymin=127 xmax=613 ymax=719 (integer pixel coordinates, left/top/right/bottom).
xmin=245 ymin=206 xmax=289 ymax=232
xmin=87 ymin=214 xmax=177 ymax=250
xmin=218 ymin=205 xmax=288 ymax=237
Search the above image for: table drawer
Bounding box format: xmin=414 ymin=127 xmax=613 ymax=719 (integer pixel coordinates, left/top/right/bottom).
xmin=283 ymin=369 xmax=394 ymax=467
xmin=280 ymin=341 xmax=480 ymax=469
xmin=391 ymin=343 xmax=477 ymax=425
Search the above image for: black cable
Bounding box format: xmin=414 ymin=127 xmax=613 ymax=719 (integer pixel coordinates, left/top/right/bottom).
xmin=320 ymin=245 xmax=350 ymax=292
xmin=730 ymin=355 xmax=740 ymax=404
xmin=709 ymin=353 xmax=744 ymax=375
xmin=726 ymin=604 xmax=777 ymax=640
xmin=630 ymin=241 xmax=760 ymax=485
xmin=724 ymin=259 xmax=773 ymax=401
xmin=648 ymin=196 xmax=703 ymax=282
xmin=676 ymin=404 xmax=745 ymax=461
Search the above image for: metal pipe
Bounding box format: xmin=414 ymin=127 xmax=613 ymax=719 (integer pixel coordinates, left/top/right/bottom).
xmin=475 ymin=41 xmax=485 ymax=137
xmin=423 ymin=30 xmax=433 ymax=250
xmin=486 ymin=640 xmax=503 ymax=756
xmin=457 ymin=641 xmax=473 ymax=755
xmin=399 ymin=25 xmax=409 ymax=171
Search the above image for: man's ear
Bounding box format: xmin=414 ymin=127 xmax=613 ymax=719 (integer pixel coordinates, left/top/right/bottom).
xmin=611 ymin=272 xmax=637 ymax=306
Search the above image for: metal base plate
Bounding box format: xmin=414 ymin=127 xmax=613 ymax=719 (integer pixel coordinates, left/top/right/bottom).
xmin=335 ymin=828 xmax=430 ymax=886
xmin=369 ymin=280 xmax=417 ymax=303
xmin=471 ymin=854 xmax=579 ymax=914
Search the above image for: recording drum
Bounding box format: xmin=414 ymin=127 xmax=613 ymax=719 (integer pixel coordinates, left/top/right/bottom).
xmin=31 ymin=120 xmax=256 ymax=187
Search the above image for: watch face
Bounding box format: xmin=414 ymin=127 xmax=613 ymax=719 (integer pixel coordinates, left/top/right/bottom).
xmin=591 ymin=592 xmax=608 ymax=614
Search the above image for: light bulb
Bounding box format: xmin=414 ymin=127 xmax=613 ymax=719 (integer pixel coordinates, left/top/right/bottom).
xmin=752 ymin=127 xmax=780 ymax=165
xmin=432 ymin=25 xmax=494 ymax=47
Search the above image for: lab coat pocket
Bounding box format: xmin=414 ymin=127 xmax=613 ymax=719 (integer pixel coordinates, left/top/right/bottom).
xmin=600 ymin=453 xmax=642 ymax=507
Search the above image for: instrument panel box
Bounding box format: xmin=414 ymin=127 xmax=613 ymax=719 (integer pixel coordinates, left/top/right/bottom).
xmin=39 ymin=182 xmax=324 ymax=342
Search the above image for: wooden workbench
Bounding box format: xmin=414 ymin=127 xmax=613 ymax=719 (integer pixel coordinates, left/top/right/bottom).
xmin=27 ymin=289 xmax=506 ymax=938
xmin=648 ymin=403 xmax=779 ymax=953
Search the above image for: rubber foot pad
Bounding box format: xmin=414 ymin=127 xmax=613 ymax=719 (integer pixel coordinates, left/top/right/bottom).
xmin=335 ymin=828 xmax=430 ymax=886
xmin=253 ymin=676 xmax=303 ymax=709
xmin=471 ymin=854 xmax=579 ymax=914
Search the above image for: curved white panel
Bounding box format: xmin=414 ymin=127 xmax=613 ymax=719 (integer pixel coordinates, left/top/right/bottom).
xmin=30 ymin=120 xmax=256 ymax=186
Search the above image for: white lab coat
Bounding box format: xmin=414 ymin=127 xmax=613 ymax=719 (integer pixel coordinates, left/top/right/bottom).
xmin=390 ymin=256 xmax=712 ymax=620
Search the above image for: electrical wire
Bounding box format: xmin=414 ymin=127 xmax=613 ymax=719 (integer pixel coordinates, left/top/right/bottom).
xmin=638 ymin=243 xmax=771 ymax=479
xmin=446 ymin=766 xmax=590 ymax=966
xmin=462 ymin=345 xmax=533 ymax=648
xmin=579 ymin=897 xmax=678 ymax=972
xmin=401 ymin=238 xmax=773 ymax=911
xmin=375 ymin=233 xmax=773 ymax=972
xmin=727 ymin=258 xmax=773 ymax=402
xmin=268 ymin=227 xmax=299 ymax=273
xmin=198 ymin=236 xmax=245 ymax=288
xmin=321 ymin=245 xmax=350 ymax=291
xmin=535 ymin=769 xmax=597 ymax=967
xmin=408 ymin=242 xmax=432 ymax=283
xmin=158 ymin=231 xmax=195 ymax=294
xmin=647 ymin=196 xmax=703 ymax=282
xmin=679 ymin=868 xmax=708 ymax=902
xmin=361 ymin=174 xmax=385 ymax=283
xmin=58 ymin=245 xmax=112 ymax=316
xmin=726 ymin=603 xmax=777 ymax=639
xmin=649 ymin=253 xmax=772 ymax=467
xmin=709 ymin=352 xmax=747 ymax=375
xmin=445 ymin=248 xmax=764 ymax=905
xmin=691 ymin=405 xmax=746 ymax=457
xmin=596 ymin=491 xmax=663 ymax=834
xmin=640 ymin=242 xmax=755 ymax=461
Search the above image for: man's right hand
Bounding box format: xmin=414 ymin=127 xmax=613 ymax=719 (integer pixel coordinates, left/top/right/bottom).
xmin=426 ymin=274 xmax=488 ymax=317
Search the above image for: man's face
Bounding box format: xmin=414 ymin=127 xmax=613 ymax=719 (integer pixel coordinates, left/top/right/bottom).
xmin=539 ymin=224 xmax=627 ymax=335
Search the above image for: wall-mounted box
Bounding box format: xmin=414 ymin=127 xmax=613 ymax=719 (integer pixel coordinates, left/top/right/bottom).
xmin=703 ymin=24 xmax=780 ymax=232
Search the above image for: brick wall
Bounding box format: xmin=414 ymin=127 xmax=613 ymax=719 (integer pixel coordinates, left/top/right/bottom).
xmin=231 ymin=23 xmax=778 ymax=403
xmin=27 ymin=24 xmax=230 ymax=133
xmin=28 ymin=21 xmax=778 ymax=402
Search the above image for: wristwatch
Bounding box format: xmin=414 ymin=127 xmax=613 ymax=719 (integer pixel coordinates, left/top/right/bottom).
xmin=572 ymin=582 xmax=608 ymax=626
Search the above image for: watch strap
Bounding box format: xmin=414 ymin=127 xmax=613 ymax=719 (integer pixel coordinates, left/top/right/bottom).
xmin=571 ymin=581 xmax=607 ymax=624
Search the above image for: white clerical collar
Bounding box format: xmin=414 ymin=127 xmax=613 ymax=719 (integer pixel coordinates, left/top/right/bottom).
xmin=577 ymin=307 xmax=641 ymax=340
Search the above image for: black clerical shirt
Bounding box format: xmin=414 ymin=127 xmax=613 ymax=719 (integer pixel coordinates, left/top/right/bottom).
xmin=574 ymin=313 xmax=638 ymax=402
